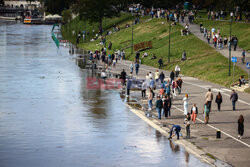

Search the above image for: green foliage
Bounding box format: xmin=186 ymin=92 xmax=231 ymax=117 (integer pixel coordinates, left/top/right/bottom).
xmin=194 ymin=19 xmax=250 ymax=51
xmin=62 ymin=9 xmax=72 ymax=24
xmin=44 ymin=0 xmax=76 ymax=14
xmin=62 ymin=15 xmax=247 ymax=87
xmin=73 ymin=0 xmax=124 ymax=31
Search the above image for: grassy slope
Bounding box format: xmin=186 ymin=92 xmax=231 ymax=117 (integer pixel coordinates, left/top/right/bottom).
xmin=62 ymin=15 xmax=247 ymax=87
xmin=194 ymin=19 xmax=250 ymax=51
xmin=61 ymin=13 xmax=133 ymax=45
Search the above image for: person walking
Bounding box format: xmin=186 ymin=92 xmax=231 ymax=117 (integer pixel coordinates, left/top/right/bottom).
xmin=175 ymin=65 xmax=180 ymax=77
xmin=172 ymin=79 xmax=178 ymax=98
xmin=233 ymin=36 xmax=238 ymax=51
xmin=163 ymin=95 xmax=171 ymax=118
xmin=181 ymin=50 xmax=187 ymax=61
xmin=184 ymin=113 xmax=191 ymax=138
xmin=159 ymin=71 xmax=165 ymax=83
xmin=141 ymin=80 xmax=146 ymax=98
xmin=183 ymin=94 xmax=189 ymax=115
xmin=158 ymin=57 xmax=163 ymax=69
xmin=135 ymin=62 xmax=140 ymax=75
xmin=120 ymin=69 xmax=126 ymax=86
xmin=190 ymin=104 xmax=198 ymax=124
xmin=126 ymin=78 xmax=133 ymax=97
xmin=130 ymin=63 xmax=134 ymax=73
xmin=215 ymin=92 xmax=223 ymax=111
xmin=205 ymin=88 xmax=213 ymax=112
xmin=155 ymin=70 xmax=160 ymax=83
xmin=230 ymin=90 xmax=238 ymax=111
xmin=238 ymin=115 xmax=244 ymax=139
xmin=203 ymin=101 xmax=210 ymax=124
xmin=170 ymin=70 xmax=175 ymax=83
xmin=176 ymin=77 xmax=183 ymax=94
xmin=156 ymin=95 xmax=163 ymax=119
xmin=168 ymin=125 xmax=181 ymax=140
xmin=241 ymin=50 xmax=246 ymax=64
xmin=148 ymin=87 xmax=153 ymax=111
xmin=149 ymin=77 xmax=155 ymax=90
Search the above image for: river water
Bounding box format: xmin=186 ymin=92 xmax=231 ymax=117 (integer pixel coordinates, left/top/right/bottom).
xmin=0 ymin=21 xmax=210 ymax=167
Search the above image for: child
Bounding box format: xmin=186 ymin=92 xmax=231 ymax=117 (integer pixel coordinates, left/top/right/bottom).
xmin=184 ymin=113 xmax=191 ymax=138
xmin=190 ymin=104 xmax=198 ymax=124
xmin=238 ymin=115 xmax=244 ymax=139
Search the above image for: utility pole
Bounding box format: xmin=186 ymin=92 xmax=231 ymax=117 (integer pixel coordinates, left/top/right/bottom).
xmin=168 ymin=16 xmax=171 ymax=63
xmin=131 ymin=19 xmax=134 ymax=54
xmin=229 ymin=14 xmax=233 ymax=76
xmin=104 ymin=14 xmax=106 ymax=48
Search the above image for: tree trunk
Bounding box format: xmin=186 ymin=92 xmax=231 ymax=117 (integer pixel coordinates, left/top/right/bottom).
xmin=99 ymin=19 xmax=103 ymax=36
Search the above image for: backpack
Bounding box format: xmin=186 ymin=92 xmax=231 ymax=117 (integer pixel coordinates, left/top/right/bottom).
xmin=204 ymin=105 xmax=210 ymax=113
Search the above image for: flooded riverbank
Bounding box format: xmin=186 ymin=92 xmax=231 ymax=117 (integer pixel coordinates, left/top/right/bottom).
xmin=0 ymin=21 xmax=210 ymax=167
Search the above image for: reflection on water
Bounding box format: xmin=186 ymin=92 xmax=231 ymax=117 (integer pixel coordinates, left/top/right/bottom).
xmin=0 ymin=21 xmax=210 ymax=167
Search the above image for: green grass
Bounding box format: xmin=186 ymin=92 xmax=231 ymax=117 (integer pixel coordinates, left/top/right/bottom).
xmin=194 ymin=19 xmax=250 ymax=51
xmin=206 ymin=153 xmax=217 ymax=160
xmin=62 ymin=14 xmax=247 ymax=87
xmin=245 ymin=87 xmax=250 ymax=93
xmin=61 ymin=13 xmax=133 ymax=45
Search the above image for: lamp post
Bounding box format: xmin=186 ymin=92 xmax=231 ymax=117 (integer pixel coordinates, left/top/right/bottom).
xmin=104 ymin=13 xmax=107 ymax=48
xmin=131 ymin=13 xmax=134 ymax=54
xmin=229 ymin=14 xmax=233 ymax=76
xmin=168 ymin=13 xmax=171 ymax=64
xmin=83 ymin=12 xmax=87 ymax=43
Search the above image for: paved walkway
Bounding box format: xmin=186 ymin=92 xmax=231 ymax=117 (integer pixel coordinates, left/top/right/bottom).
xmin=102 ymin=59 xmax=250 ymax=167
xmin=180 ymin=18 xmax=250 ymax=73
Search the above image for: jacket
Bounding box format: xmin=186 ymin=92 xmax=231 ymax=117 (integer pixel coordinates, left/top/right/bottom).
xmin=156 ymin=99 xmax=163 ymax=108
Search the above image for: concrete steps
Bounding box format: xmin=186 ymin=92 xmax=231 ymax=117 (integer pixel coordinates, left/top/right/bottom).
xmin=230 ymin=83 xmax=249 ymax=92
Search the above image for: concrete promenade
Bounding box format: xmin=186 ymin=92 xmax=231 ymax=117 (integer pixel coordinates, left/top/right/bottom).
xmin=180 ymin=18 xmax=250 ymax=73
xmin=105 ymin=59 xmax=250 ymax=167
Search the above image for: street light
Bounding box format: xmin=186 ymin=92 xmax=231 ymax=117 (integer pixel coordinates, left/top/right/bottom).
xmin=168 ymin=15 xmax=171 ymax=64
xmin=229 ymin=14 xmax=233 ymax=76
xmin=131 ymin=12 xmax=134 ymax=54
xmin=83 ymin=12 xmax=87 ymax=43
xmin=104 ymin=13 xmax=107 ymax=48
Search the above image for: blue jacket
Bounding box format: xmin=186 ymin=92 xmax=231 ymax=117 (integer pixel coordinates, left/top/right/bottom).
xmin=127 ymin=79 xmax=133 ymax=89
xmin=172 ymin=125 xmax=181 ymax=132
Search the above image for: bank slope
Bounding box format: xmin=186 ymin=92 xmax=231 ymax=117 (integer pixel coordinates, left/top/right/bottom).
xmin=62 ymin=15 xmax=247 ymax=87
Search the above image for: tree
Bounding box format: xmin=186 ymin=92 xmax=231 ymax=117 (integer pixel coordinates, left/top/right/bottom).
xmin=62 ymin=9 xmax=72 ymax=24
xmin=74 ymin=0 xmax=124 ymax=34
xmin=44 ymin=0 xmax=76 ymax=14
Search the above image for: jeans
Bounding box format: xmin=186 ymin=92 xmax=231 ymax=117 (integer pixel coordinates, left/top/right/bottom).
xmin=164 ymin=107 xmax=171 ymax=117
xmin=156 ymin=107 xmax=162 ymax=119
xmin=217 ymin=103 xmax=221 ymax=111
xmin=127 ymin=89 xmax=130 ymax=96
xmin=178 ymin=87 xmax=181 ymax=94
xmin=186 ymin=125 xmax=190 ymax=138
xmin=148 ymin=100 xmax=153 ymax=109
xmin=170 ymin=129 xmax=180 ymax=139
xmin=232 ymin=101 xmax=236 ymax=111
xmin=142 ymin=90 xmax=146 ymax=98
xmin=136 ymin=68 xmax=139 ymax=75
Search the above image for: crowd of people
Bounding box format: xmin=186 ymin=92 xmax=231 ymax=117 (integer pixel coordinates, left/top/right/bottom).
xmin=88 ymin=44 xmax=245 ymax=141
xmin=199 ymin=22 xmax=239 ymax=51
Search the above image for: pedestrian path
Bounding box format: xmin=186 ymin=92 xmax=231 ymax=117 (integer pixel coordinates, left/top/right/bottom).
xmin=180 ymin=18 xmax=250 ymax=73
xmin=105 ymin=59 xmax=250 ymax=167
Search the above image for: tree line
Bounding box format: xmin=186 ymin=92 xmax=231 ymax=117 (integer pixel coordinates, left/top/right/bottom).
xmin=44 ymin=0 xmax=249 ymax=30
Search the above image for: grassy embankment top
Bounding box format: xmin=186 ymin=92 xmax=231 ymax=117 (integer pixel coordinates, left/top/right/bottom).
xmin=61 ymin=13 xmax=247 ymax=87
xmin=195 ymin=11 xmax=250 ymax=51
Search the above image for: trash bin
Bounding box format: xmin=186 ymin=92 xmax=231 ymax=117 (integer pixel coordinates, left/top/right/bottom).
xmin=184 ymin=2 xmax=192 ymax=10
xmin=216 ymin=131 xmax=221 ymax=138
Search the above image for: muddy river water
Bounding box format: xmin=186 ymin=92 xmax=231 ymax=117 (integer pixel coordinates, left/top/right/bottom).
xmin=0 ymin=21 xmax=210 ymax=167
